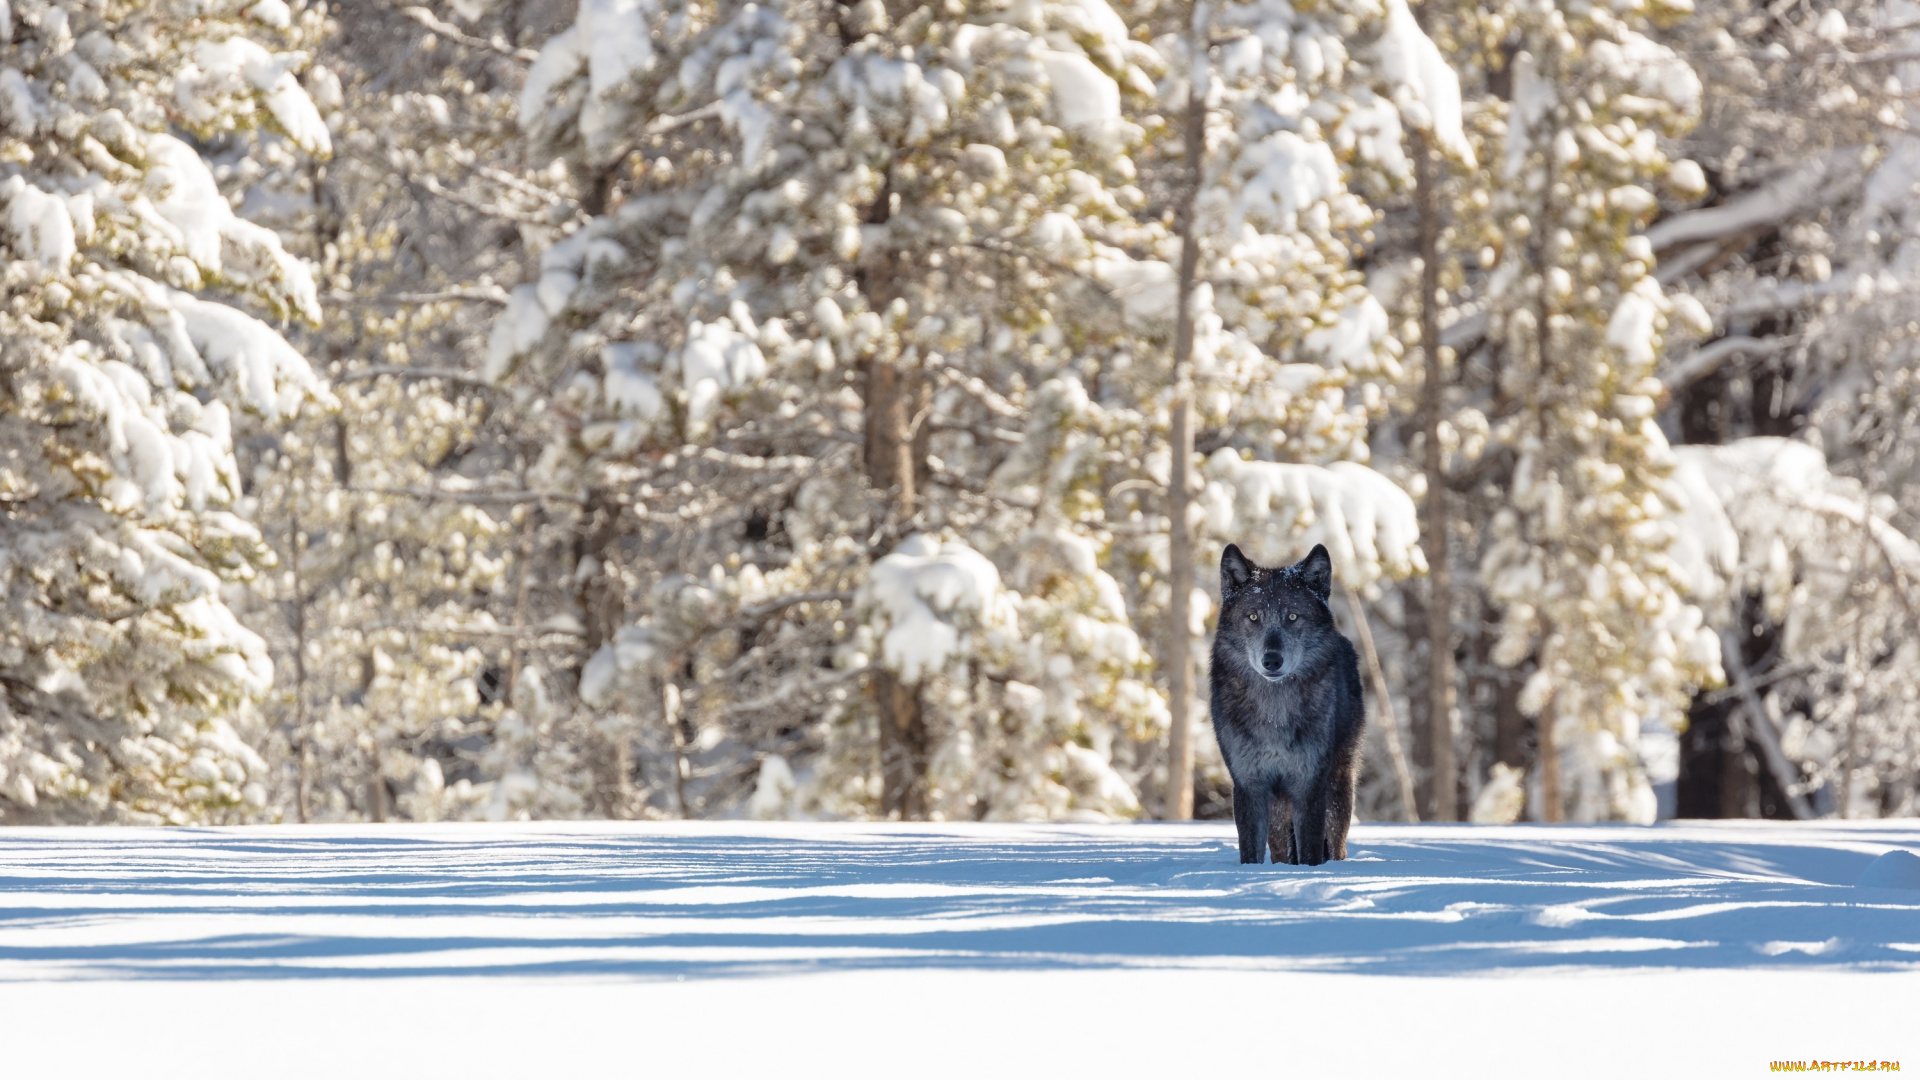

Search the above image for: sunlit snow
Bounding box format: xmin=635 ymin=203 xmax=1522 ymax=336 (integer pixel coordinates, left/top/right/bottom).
xmin=0 ymin=821 xmax=1913 ymax=1076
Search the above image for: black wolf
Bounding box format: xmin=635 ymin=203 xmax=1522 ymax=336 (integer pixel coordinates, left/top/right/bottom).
xmin=1210 ymin=543 xmax=1364 ymax=865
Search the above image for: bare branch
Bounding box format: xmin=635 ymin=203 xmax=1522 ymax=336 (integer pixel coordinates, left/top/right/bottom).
xmin=737 ymin=591 xmax=854 ymax=621
xmin=471 ymin=165 xmax=575 ymax=208
xmin=1661 ymin=336 xmax=1799 ymax=396
xmin=645 ymin=101 xmax=726 ymax=135
xmin=967 ymin=237 xmax=1124 ymax=311
xmin=328 ymin=288 xmax=510 ymax=307
xmin=358 ymin=620 xmax=584 ymax=641
xmin=926 ymin=459 xmax=1036 ymax=508
xmin=347 ymin=485 xmax=586 ymax=506
xmin=935 ymin=366 xmax=1024 ymax=419
xmin=722 ymin=667 xmax=864 ymax=716
xmin=928 ymin=420 xmax=1024 ymax=445
xmin=398 ymin=6 xmax=541 ymax=62
xmin=334 ymin=366 xmax=502 ymax=390
xmin=356 ymin=148 xmax=570 ymax=226
xmin=406 ymin=168 xmax=566 ymax=226
xmin=695 ymin=446 xmax=817 ymax=471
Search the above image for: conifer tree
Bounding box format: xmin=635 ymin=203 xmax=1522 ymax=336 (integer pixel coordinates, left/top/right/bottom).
xmin=233 ymin=0 xmax=581 ymax=822
xmin=491 ymin=0 xmax=1456 ymax=819
xmin=1474 ymin=0 xmax=1723 ymax=821
xmin=0 ymin=0 xmax=328 ymax=822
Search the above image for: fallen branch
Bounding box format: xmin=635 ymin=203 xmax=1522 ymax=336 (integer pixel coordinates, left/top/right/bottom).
xmin=1719 ymin=629 xmax=1815 ymax=820
xmin=1342 ymin=587 xmax=1420 ymax=823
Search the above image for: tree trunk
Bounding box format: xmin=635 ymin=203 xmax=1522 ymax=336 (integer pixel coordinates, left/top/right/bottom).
xmin=867 ymin=343 xmax=930 ymax=818
xmin=663 ymin=678 xmax=690 ymax=817
xmin=367 ymin=766 xmax=388 ymax=823
xmin=860 ymin=176 xmax=929 ymax=818
xmin=1530 ymin=71 xmax=1561 ymax=825
xmin=1538 ymin=697 xmax=1562 ymax=823
xmin=1414 ymin=127 xmax=1457 ymax=822
xmin=876 ymin=669 xmax=927 ymax=819
xmin=507 ymin=501 xmax=536 ymax=696
xmin=1488 ymin=643 xmax=1528 ymax=770
xmin=600 ymin=733 xmax=634 ymax=819
xmin=1165 ymin=397 xmax=1196 ymax=820
xmin=291 ymin=504 xmax=312 ymax=824
xmin=1162 ymin=10 xmax=1210 ymax=821
xmin=864 ymin=350 xmax=917 ymax=513
xmin=573 ymin=487 xmax=624 ymax=657
xmin=574 ymin=488 xmax=630 ymax=815
xmin=1403 ymin=588 xmax=1432 ymax=812
xmin=1839 ymin=483 xmax=1876 ymax=818
xmin=866 ymin=346 xmax=926 ymax=816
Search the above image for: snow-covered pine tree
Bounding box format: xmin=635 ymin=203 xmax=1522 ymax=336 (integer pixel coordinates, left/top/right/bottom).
xmin=0 ymin=0 xmax=328 ymax=822
xmin=1356 ymin=0 xmax=1541 ymax=823
xmin=1672 ymin=436 xmax=1920 ymax=817
xmin=1644 ymin=0 xmax=1920 ymax=818
xmin=486 ymin=0 xmax=1463 ymax=821
xmin=1473 ymin=0 xmax=1724 ymax=822
xmin=224 ymin=0 xmax=588 ymax=823
xmin=496 ymin=0 xmax=1187 ymax=819
xmin=1153 ymin=0 xmax=1473 ymax=818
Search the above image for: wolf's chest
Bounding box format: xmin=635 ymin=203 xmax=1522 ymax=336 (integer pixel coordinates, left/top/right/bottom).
xmin=1218 ymin=690 xmax=1334 ymax=783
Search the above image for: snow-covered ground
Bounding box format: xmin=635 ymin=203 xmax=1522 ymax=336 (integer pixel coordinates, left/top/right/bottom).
xmin=2 ymin=821 xmax=1916 ymax=1076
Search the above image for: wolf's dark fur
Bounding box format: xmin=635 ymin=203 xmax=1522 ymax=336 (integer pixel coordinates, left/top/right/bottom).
xmin=1209 ymin=543 xmax=1365 ymax=865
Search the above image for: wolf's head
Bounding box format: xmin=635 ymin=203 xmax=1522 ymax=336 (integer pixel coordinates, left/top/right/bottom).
xmin=1215 ymin=543 xmax=1337 ymax=683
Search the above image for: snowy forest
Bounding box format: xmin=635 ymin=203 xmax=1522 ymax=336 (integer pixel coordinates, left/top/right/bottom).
xmin=2 ymin=0 xmax=1917 ymax=828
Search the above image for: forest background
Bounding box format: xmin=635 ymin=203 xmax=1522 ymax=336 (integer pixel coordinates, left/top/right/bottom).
xmin=3 ymin=0 xmax=1916 ymax=828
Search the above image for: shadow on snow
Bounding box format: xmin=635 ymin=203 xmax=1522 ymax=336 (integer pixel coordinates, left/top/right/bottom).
xmin=1 ymin=822 xmax=1916 ymax=981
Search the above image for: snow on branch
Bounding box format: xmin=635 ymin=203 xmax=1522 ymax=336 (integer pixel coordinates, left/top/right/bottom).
xmin=1673 ymin=438 xmax=1920 ymax=617
xmin=1199 ymin=452 xmax=1426 ymax=594
xmin=1645 ymin=152 xmax=1855 ymax=256
xmin=856 ymin=535 xmax=1021 ymax=684
xmin=1375 ymin=0 xmax=1475 ymax=166
xmin=1661 ymin=335 xmax=1799 ymax=396
xmin=179 ymin=37 xmax=333 ymax=155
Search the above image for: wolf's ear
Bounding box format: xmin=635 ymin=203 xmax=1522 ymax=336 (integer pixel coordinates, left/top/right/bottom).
xmin=1221 ymin=544 xmax=1256 ymax=597
xmin=1296 ymin=544 xmax=1333 ymax=602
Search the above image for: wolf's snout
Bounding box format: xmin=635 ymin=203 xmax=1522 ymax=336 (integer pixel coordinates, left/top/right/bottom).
xmin=1260 ymin=650 xmax=1284 ymax=675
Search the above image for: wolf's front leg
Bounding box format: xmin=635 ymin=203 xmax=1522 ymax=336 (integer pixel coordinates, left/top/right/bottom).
xmin=1231 ymin=784 xmax=1255 ymax=863
xmin=1267 ymin=795 xmax=1294 ymax=865
xmin=1291 ymin=791 xmax=1330 ymax=867
xmin=1232 ymin=782 xmax=1271 ymax=864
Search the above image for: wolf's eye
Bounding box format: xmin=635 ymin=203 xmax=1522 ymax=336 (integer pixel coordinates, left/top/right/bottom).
xmin=1247 ymin=613 xmax=1259 ymax=624
xmin=1288 ymin=612 xmax=1297 ymax=621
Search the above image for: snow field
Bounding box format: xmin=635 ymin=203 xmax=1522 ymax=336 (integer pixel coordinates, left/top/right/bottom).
xmin=3 ymin=967 xmax=1909 ymax=1078
xmin=1 ymin=821 xmax=1916 ymax=1076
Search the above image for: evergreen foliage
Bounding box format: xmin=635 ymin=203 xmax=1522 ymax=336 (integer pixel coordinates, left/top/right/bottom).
xmin=6 ymin=0 xmax=1917 ymax=824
